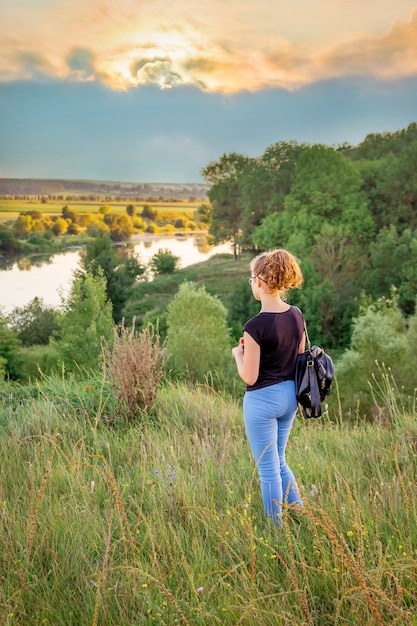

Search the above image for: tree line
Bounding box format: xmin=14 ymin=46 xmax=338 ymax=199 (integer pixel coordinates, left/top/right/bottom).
xmin=0 ymin=203 xmax=200 ymax=258
xmin=0 ymin=178 xmax=209 ymax=199
xmin=200 ymin=122 xmax=417 ymax=351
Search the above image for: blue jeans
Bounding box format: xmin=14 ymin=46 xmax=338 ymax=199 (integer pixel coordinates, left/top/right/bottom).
xmin=243 ymin=380 xmax=303 ymax=523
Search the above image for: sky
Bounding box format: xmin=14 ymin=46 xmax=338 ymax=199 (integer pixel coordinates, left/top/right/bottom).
xmin=1 ymin=0 xmax=417 ymax=184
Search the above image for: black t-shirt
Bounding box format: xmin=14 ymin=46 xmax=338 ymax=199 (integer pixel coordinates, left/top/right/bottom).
xmin=243 ymin=306 xmax=304 ymax=391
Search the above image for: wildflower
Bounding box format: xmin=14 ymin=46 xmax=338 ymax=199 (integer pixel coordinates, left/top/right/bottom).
xmin=347 ymin=531 xmax=354 ymax=536
xmin=141 ymin=583 xmax=148 ymax=589
xmin=270 ymin=554 xmax=277 ymax=559
xmin=196 ymin=587 xmax=204 ymax=593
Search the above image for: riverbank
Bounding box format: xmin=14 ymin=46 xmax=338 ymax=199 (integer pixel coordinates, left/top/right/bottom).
xmin=0 ymin=234 xmax=232 ymax=314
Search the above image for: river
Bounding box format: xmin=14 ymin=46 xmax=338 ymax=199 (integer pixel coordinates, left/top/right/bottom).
xmin=0 ymin=234 xmax=232 ymax=314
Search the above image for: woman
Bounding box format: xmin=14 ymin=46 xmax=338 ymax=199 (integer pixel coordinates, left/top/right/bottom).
xmin=232 ymin=249 xmax=305 ymax=524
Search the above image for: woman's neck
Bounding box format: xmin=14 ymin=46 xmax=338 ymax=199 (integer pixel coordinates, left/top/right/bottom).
xmin=260 ymin=293 xmax=290 ymax=313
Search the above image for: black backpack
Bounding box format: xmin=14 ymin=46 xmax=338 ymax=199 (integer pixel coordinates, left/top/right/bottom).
xmin=294 ymin=317 xmax=334 ymax=419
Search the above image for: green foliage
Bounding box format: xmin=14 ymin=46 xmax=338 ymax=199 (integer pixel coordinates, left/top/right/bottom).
xmin=166 ymin=282 xmax=234 ymax=387
xmin=0 ymin=311 xmax=23 ymax=380
xmin=226 ymin=277 xmax=261 ymax=341
xmin=335 ymin=293 xmax=417 ymax=418
xmin=19 ymin=343 xmax=60 ymax=380
xmin=202 ymin=152 xmax=250 ymax=258
xmin=8 ymin=297 xmax=59 ymax=346
xmin=80 ymin=234 xmax=145 ymax=323
xmin=365 ymin=226 xmax=417 ymax=315
xmin=197 ymin=201 xmax=212 ymax=225
xmin=0 ymin=224 xmax=21 ymax=254
xmin=149 ymin=248 xmax=180 ymax=276
xmin=126 ymin=203 xmax=136 ymax=216
xmin=52 ymin=271 xmax=114 ymax=372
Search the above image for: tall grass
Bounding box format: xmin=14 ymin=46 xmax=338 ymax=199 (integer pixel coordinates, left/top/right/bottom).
xmin=0 ymin=375 xmax=416 ymax=625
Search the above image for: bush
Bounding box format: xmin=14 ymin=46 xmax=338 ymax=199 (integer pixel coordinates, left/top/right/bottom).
xmin=102 ymin=320 xmax=167 ymax=422
xmin=0 ymin=312 xmax=23 ymax=380
xmin=53 ymin=272 xmax=114 ymax=372
xmin=335 ymin=294 xmax=415 ymax=420
xmin=86 ymin=220 xmax=110 ymax=236
xmin=165 ymin=282 xmax=234 ymax=387
xmin=149 ymin=249 xmax=180 ymax=276
xmin=9 ymin=297 xmax=59 ymax=347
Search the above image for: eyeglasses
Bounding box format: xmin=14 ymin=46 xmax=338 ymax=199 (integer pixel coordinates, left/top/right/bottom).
xmin=247 ymin=275 xmax=265 ymax=285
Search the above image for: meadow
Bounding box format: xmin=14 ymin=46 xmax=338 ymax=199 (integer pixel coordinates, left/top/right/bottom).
xmin=0 ymin=371 xmax=416 ymax=625
xmin=0 ymin=199 xmax=200 ymax=224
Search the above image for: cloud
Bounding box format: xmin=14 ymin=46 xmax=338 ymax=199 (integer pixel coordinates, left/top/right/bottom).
xmin=66 ymin=48 xmax=95 ymax=81
xmin=1 ymin=1 xmax=417 ymax=91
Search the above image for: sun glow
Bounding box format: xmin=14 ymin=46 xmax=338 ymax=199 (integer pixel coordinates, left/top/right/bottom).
xmin=1 ymin=1 xmax=417 ymax=92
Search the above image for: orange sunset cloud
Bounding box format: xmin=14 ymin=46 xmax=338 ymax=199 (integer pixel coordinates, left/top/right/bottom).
xmin=0 ymin=1 xmax=416 ymax=92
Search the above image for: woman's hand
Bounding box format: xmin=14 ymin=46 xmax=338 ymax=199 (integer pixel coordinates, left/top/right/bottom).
xmin=232 ymin=333 xmax=260 ymax=386
xmin=232 ymin=337 xmax=244 ymax=359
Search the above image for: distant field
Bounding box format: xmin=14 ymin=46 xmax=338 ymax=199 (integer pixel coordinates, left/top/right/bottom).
xmin=0 ymin=199 xmax=201 ymax=223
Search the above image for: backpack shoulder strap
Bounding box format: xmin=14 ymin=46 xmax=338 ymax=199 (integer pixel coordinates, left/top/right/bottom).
xmin=292 ymin=306 xmax=311 ymax=350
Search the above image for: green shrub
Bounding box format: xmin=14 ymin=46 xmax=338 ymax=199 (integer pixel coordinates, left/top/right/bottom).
xmin=335 ymin=293 xmax=416 ymax=420
xmin=166 ymin=281 xmax=234 ymax=388
xmin=149 ymin=248 xmax=180 ymax=276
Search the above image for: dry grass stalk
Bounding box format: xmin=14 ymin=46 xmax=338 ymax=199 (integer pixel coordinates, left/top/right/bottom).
xmin=103 ymin=319 xmax=168 ymax=422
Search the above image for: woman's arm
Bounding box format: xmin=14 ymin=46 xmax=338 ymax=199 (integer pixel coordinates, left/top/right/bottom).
xmin=232 ymin=331 xmax=260 ymax=386
xmin=298 ymin=332 xmax=306 ymax=354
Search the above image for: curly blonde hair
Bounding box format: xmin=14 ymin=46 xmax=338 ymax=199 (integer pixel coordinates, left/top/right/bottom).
xmin=251 ymin=249 xmax=303 ymax=294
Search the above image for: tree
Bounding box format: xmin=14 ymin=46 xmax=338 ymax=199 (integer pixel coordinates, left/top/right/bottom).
xmin=53 ymin=271 xmax=114 ymax=372
xmin=0 ymin=310 xmax=23 ymax=379
xmin=149 ymin=249 xmax=180 ymax=276
xmin=202 ymin=152 xmax=249 ymax=259
xmin=103 ymin=213 xmax=133 ymax=241
xmin=51 ymin=217 xmax=68 ymax=236
xmin=8 ymin=297 xmax=59 ymax=346
xmin=80 ymin=234 xmax=145 ymax=323
xmin=239 ymin=141 xmax=305 ymax=245
xmin=142 ymin=204 xmax=157 ymax=220
xmin=62 ymin=205 xmax=78 ymax=222
xmin=0 ymin=225 xmax=21 ymax=255
xmin=12 ymin=215 xmax=33 ymax=238
xmin=335 ymin=294 xmax=415 ymax=419
xmin=365 ymin=226 xmax=417 ymax=315
xmin=197 ymin=202 xmax=212 ymax=226
xmin=126 ymin=204 xmax=136 ymax=217
xmin=166 ymin=282 xmax=233 ymax=385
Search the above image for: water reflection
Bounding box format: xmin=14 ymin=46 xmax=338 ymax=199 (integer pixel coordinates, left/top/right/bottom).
xmin=0 ymin=235 xmax=231 ymax=313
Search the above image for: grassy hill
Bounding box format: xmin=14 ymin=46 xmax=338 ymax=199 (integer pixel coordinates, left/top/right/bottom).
xmin=0 ymin=371 xmax=416 ymax=625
